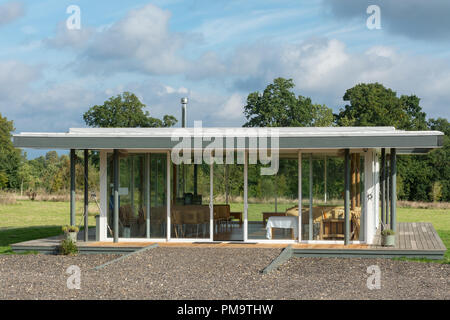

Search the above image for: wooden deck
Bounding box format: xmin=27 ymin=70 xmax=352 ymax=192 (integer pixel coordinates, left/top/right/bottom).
xmin=292 ymin=222 xmax=446 ymax=259
xmin=10 ymin=223 xmax=446 ymax=259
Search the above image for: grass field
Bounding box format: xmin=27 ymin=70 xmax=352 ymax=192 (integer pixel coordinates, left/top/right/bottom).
xmin=0 ymin=200 xmax=98 ymax=254
xmin=0 ymin=200 xmax=448 ymax=263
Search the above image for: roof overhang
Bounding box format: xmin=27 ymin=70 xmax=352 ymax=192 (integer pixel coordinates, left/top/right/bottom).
xmin=13 ymin=127 xmax=444 ymax=153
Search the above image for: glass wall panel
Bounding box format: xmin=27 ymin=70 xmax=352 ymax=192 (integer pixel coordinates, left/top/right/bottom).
xmin=212 ymin=153 xmax=244 ymax=241
xmin=149 ymin=153 xmax=167 ymax=238
xmin=247 ymin=157 xmax=298 ymax=240
xmin=107 ymin=152 xmax=167 ymax=239
xmin=300 ymin=153 xmax=364 ymax=241
xmin=171 ymin=157 xmax=210 ymax=239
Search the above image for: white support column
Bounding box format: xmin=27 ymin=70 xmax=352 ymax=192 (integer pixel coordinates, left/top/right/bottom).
xmin=374 ymin=150 xmax=380 ymax=233
xmin=244 ymin=151 xmax=248 ymax=242
xmin=298 ymin=151 xmax=302 ymax=242
xmin=99 ymin=150 xmax=107 ymax=241
xmin=166 ymin=151 xmax=171 ymax=241
xmin=210 ymin=163 xmax=214 ymax=241
xmin=364 ymin=149 xmax=377 ymax=244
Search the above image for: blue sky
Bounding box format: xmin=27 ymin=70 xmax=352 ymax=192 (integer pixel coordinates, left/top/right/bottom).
xmin=1 ymin=0 xmax=450 ymax=158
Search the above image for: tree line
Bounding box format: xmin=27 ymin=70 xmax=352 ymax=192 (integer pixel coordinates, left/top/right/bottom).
xmin=0 ymin=80 xmax=448 ymax=201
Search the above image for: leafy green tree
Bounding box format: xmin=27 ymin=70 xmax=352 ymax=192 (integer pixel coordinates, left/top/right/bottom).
xmin=427 ymin=118 xmax=450 ymax=201
xmin=83 ymin=92 xmax=177 ymax=128
xmin=243 ymin=78 xmax=333 ymax=127
xmin=0 ymin=113 xmax=22 ymax=189
xmin=336 ymin=83 xmax=427 ymax=130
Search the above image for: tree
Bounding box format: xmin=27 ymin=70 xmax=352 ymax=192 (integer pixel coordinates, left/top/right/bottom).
xmin=427 ymin=118 xmax=450 ymax=201
xmin=335 ymin=83 xmax=427 ymax=130
xmin=83 ymin=92 xmax=177 ymax=128
xmin=243 ymin=78 xmax=333 ymax=127
xmin=0 ymin=113 xmax=22 ymax=189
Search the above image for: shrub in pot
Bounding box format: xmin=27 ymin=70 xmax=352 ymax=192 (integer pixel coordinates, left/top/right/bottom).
xmin=59 ymin=238 xmax=78 ymax=255
xmin=62 ymin=225 xmax=79 ymax=243
xmin=381 ymin=229 xmax=395 ymax=247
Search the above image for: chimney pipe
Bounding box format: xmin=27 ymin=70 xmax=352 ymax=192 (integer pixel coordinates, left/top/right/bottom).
xmin=181 ymin=97 xmax=188 ymax=128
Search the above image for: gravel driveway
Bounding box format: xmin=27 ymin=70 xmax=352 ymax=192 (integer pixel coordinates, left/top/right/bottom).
xmin=0 ymin=248 xmax=448 ymax=299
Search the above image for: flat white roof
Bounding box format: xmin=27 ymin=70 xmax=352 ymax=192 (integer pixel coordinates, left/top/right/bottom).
xmin=15 ymin=126 xmax=443 ymax=137
xmin=13 ymin=126 xmax=444 ymax=152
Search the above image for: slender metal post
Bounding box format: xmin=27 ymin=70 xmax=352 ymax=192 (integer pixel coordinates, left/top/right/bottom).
xmin=225 ymin=164 xmax=229 ymax=204
xmin=356 ymin=153 xmax=360 ymax=207
xmin=309 ymin=154 xmax=313 ymax=240
xmin=113 ymin=149 xmax=119 ymax=243
xmin=244 ymin=151 xmax=248 ymax=242
xmin=344 ymin=149 xmax=350 ymax=245
xmin=390 ymin=148 xmax=397 ymax=232
xmin=84 ymin=150 xmax=89 ymax=242
xmin=386 ymin=154 xmax=390 ymax=226
xmin=324 ymin=155 xmax=327 ymax=203
xmin=145 ymin=154 xmax=150 ymax=238
xmin=193 ymin=164 xmax=198 ymax=195
xmin=70 ymin=149 xmax=76 ymax=226
xmin=210 ymin=163 xmax=214 ymax=241
xmin=298 ymin=151 xmax=302 ymax=242
xmin=130 ymin=156 xmax=134 ymax=218
xmin=274 ymin=175 xmax=278 ymax=213
xmin=166 ymin=152 xmax=171 ymax=241
xmin=381 ymin=148 xmax=385 ymax=225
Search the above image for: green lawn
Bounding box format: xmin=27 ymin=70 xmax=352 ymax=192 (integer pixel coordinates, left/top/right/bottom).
xmin=0 ymin=201 xmax=448 ymax=263
xmin=397 ymin=207 xmax=450 ymax=264
xmin=0 ymin=200 xmax=97 ymax=254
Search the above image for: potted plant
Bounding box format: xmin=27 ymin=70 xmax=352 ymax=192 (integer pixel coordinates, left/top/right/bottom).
xmin=381 ymin=229 xmax=395 ymax=247
xmin=62 ymin=225 xmax=79 ymax=243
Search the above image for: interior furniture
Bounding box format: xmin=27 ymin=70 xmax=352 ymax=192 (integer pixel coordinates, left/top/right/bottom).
xmin=262 ymin=212 xmax=286 ymax=226
xmin=265 ymin=216 xmax=298 ymax=240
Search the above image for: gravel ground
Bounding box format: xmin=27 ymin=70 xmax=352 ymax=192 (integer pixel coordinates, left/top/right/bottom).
xmin=0 ymin=248 xmax=448 ymax=300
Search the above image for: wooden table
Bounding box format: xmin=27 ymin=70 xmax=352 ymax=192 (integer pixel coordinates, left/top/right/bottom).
xmin=262 ymin=212 xmax=286 ymax=226
xmin=229 ymin=212 xmax=242 ymax=225
xmin=322 ymin=218 xmax=345 ymax=239
xmin=266 ymin=216 xmax=298 ymax=240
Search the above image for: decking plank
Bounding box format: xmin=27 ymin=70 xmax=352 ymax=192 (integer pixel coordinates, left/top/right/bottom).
xmin=411 ymin=222 xmax=422 ymax=250
xmin=422 ymin=222 xmax=437 ymax=250
xmin=398 ymin=222 xmax=405 ymax=249
xmin=410 ymin=222 xmax=421 ymax=249
xmin=427 ymin=223 xmax=446 ymax=250
xmin=415 ymin=222 xmax=426 ymax=250
xmin=404 ymin=222 xmax=412 ymax=250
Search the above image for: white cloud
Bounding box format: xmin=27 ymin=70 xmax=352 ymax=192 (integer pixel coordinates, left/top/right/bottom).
xmin=0 ymin=60 xmax=40 ymax=103
xmin=45 ymin=22 xmax=95 ymax=49
xmin=0 ymin=1 xmax=24 ymax=26
xmin=217 ymin=93 xmax=245 ymax=119
xmin=75 ymin=3 xmax=196 ymax=75
xmin=323 ymin=0 xmax=450 ymax=42
xmin=189 ymin=37 xmax=450 ymax=119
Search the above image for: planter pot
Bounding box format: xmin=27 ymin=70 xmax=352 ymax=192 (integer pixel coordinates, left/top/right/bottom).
xmin=66 ymin=232 xmax=77 ymax=243
xmin=381 ymin=234 xmax=395 ymax=247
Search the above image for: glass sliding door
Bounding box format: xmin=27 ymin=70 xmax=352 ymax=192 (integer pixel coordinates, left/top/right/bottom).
xmin=171 ymin=157 xmax=211 ymax=239
xmin=106 ymin=152 xmax=168 ymax=239
xmin=212 ymin=154 xmax=244 ymax=241
xmin=149 ymin=153 xmax=167 ymax=238
xmin=299 ymin=152 xmax=364 ymax=242
xmin=247 ymin=156 xmax=298 ymax=241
